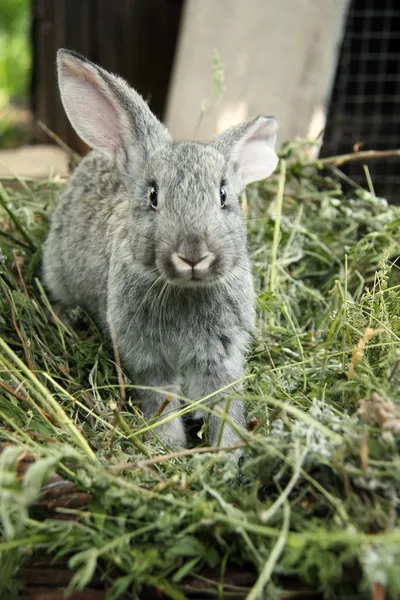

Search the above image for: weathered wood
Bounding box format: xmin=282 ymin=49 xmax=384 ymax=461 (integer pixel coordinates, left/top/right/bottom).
xmin=0 ymin=443 xmax=90 ymax=515
xmin=31 ymin=0 xmax=185 ymax=154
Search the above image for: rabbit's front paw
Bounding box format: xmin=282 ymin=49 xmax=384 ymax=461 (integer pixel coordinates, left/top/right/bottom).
xmin=153 ymin=416 xmax=187 ymax=450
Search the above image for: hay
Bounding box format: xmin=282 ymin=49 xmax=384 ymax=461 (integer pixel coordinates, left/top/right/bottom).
xmin=0 ymin=141 xmax=399 ymax=599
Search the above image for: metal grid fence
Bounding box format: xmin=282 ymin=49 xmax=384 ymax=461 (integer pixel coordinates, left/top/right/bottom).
xmin=321 ymin=0 xmax=400 ymax=203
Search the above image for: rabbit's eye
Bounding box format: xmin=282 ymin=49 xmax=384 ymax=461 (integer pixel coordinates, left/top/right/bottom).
xmin=220 ymin=186 xmax=227 ymax=208
xmin=149 ymin=186 xmax=158 ymax=209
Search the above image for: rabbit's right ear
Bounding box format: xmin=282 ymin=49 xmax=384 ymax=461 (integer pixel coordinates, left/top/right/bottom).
xmin=212 ymin=116 xmax=279 ymax=190
xmin=57 ymin=49 xmax=170 ymax=169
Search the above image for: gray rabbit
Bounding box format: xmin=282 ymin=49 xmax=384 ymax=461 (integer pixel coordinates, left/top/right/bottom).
xmin=42 ymin=49 xmax=279 ymax=449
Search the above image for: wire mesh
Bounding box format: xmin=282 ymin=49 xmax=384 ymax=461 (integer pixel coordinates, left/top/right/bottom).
xmin=321 ymin=0 xmax=400 ymax=203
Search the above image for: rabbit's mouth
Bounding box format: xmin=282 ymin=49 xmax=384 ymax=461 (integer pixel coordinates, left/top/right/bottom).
xmin=158 ymin=252 xmax=223 ymax=287
xmin=170 ymin=277 xmax=220 ymax=289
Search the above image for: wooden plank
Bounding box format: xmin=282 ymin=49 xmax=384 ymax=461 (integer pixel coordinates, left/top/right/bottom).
xmin=123 ymin=0 xmax=185 ymax=120
xmin=33 ymin=0 xmax=57 ymax=134
xmin=96 ymin=0 xmax=119 ymax=73
xmin=32 ymin=0 xmax=185 ymax=153
xmin=63 ymin=0 xmax=92 ymax=153
xmin=53 ymin=0 xmax=68 ymax=145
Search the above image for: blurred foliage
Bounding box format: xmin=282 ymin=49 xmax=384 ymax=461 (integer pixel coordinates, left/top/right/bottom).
xmin=0 ymin=0 xmax=31 ymax=108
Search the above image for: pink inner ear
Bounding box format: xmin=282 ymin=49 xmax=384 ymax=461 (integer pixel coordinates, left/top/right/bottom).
xmin=236 ymin=133 xmax=278 ymax=186
xmin=59 ymin=57 xmax=122 ymax=155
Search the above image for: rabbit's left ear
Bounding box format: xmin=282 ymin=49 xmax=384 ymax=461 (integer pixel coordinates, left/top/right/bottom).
xmin=213 ymin=116 xmax=279 ymax=188
xmin=57 ymin=49 xmax=170 ymax=171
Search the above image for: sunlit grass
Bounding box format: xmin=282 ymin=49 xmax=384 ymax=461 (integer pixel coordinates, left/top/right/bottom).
xmin=0 ymin=141 xmax=399 ymax=599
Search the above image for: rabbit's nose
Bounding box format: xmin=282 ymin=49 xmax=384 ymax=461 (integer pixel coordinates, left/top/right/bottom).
xmin=177 ymin=254 xmax=209 ymax=268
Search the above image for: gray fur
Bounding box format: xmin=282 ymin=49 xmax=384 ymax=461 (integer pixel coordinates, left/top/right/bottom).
xmin=42 ymin=49 xmax=279 ymax=449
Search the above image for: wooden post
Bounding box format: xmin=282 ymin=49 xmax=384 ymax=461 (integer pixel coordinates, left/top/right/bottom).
xmin=31 ymin=0 xmax=184 ymax=154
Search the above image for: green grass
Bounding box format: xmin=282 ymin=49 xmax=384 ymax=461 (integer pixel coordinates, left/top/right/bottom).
xmin=0 ymin=142 xmax=399 ymax=599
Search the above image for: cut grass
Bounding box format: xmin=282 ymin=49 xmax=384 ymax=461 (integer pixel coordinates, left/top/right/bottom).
xmin=0 ymin=140 xmax=399 ymax=599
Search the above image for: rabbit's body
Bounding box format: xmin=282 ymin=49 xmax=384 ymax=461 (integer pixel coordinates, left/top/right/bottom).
xmin=43 ymin=152 xmax=119 ymax=323
xmin=42 ymin=50 xmax=278 ymax=449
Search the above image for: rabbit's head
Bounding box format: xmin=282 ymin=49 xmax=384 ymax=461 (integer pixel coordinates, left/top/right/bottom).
xmin=57 ymin=50 xmax=278 ymax=287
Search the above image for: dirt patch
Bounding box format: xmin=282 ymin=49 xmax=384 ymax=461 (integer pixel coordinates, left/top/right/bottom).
xmin=0 ymin=144 xmax=69 ymax=181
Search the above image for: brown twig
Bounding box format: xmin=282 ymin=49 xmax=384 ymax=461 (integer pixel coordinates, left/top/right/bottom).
xmin=12 ymin=248 xmax=29 ymax=298
xmin=371 ymin=581 xmax=385 ymax=600
xmin=6 ymin=295 xmax=36 ymax=374
xmin=155 ymin=395 xmax=174 ymax=418
xmin=313 ymin=148 xmax=400 ymax=167
xmin=347 ymin=327 xmax=384 ymax=380
xmin=109 ymin=442 xmax=246 ymax=472
xmin=37 ymin=120 xmax=81 ymax=165
xmin=0 ymin=378 xmax=27 ymax=402
xmin=360 ymin=428 xmax=369 ymax=473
